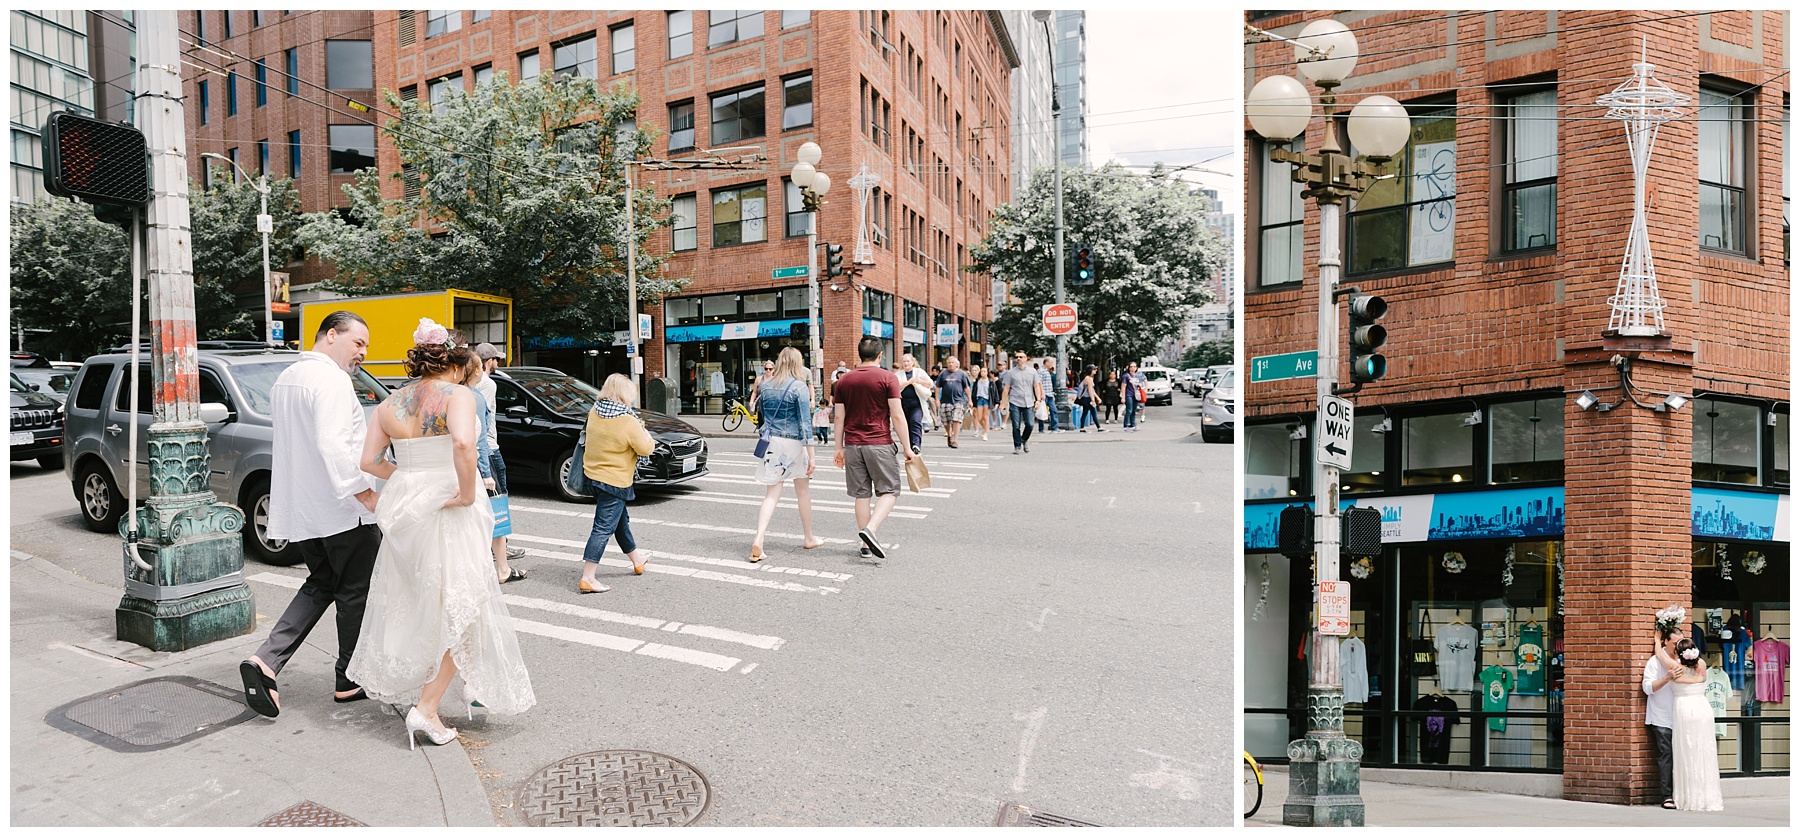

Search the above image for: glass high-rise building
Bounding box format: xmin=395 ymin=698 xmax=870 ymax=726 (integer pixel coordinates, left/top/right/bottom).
xmin=9 ymin=9 xmax=134 ymax=203
xmin=1052 ymin=10 xmax=1086 ymax=168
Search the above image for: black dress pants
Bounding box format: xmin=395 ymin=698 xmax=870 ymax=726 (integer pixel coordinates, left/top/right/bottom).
xmin=252 ymin=523 xmax=381 ymax=692
xmin=1647 ymin=723 xmax=1674 ymax=800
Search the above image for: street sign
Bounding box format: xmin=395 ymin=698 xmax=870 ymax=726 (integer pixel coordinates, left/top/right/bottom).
xmin=1250 ymin=350 xmax=1318 ymax=383
xmin=1042 ymin=302 xmax=1078 ymax=336
xmin=1317 ymin=581 xmax=1351 ymax=636
xmin=637 ymin=313 xmax=652 ymax=340
xmin=1317 ymin=394 xmax=1353 ymax=470
xmin=772 ymin=265 xmax=809 ymax=279
xmin=934 ymin=323 xmax=959 ymax=346
xmin=269 ymin=321 xmax=283 ymax=341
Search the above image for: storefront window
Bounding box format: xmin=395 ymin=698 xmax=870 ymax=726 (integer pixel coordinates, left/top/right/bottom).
xmin=1403 ymin=411 xmax=1475 ymax=486
xmin=666 ymin=297 xmax=700 ymax=325
xmin=743 ymin=291 xmax=777 ymax=316
xmin=1773 ymin=412 xmax=1789 ymax=487
xmin=863 ymin=288 xmax=893 ymax=322
xmin=1489 ymin=398 xmax=1564 ymax=484
xmin=1246 ymin=423 xmax=1308 ymax=500
xmin=1693 ymin=399 xmax=1761 ymax=485
xmin=1689 ymin=541 xmax=1790 ymax=775
xmin=700 ymin=294 xmax=736 ymax=322
xmin=1342 ymin=413 xmax=1389 ymax=494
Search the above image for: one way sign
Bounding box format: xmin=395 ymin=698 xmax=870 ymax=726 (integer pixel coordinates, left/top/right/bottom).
xmin=1317 ymin=395 xmax=1354 ymax=470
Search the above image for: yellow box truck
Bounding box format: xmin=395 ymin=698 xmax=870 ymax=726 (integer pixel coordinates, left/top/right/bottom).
xmin=300 ymin=289 xmax=513 ymax=379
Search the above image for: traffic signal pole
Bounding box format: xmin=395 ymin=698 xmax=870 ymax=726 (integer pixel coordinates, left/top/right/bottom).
xmin=115 ymin=10 xmax=255 ymax=651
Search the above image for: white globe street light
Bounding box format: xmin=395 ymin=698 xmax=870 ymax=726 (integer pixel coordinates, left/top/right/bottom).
xmin=789 ymin=161 xmax=816 ymax=189
xmin=1294 ymin=18 xmax=1359 ymax=85
xmin=1245 ymin=75 xmax=1313 ymax=142
xmin=1347 ymin=95 xmax=1412 ymax=161
xmin=788 ymin=146 xmax=829 ymax=392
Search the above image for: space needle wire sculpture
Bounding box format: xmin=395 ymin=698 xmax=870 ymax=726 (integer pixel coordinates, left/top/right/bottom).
xmin=1597 ymin=41 xmax=1690 ymax=337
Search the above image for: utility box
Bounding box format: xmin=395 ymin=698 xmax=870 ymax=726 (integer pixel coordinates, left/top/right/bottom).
xmin=645 ymin=376 xmax=678 ymax=415
xmin=301 ymin=289 xmax=512 ymax=380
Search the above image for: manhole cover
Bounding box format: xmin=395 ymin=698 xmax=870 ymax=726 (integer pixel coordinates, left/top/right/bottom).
xmin=259 ymin=801 xmax=366 ymax=826
xmin=45 ymin=675 xmax=256 ymax=752
xmin=516 ymin=750 xmax=711 ymax=826
xmin=995 ymin=801 xmax=1103 ymax=827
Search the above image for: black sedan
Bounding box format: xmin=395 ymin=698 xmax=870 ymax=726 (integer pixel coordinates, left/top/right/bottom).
xmin=491 ymin=366 xmax=708 ymax=502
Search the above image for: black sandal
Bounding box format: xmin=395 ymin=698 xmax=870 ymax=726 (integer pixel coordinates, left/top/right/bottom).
xmin=500 ymin=567 xmax=527 ymax=584
xmin=239 ymin=660 xmax=280 ymax=717
xmin=1662 ymin=799 xmax=1676 ymax=810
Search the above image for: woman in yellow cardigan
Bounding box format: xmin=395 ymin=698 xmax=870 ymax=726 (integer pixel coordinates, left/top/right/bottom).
xmin=577 ymin=374 xmax=654 ymax=593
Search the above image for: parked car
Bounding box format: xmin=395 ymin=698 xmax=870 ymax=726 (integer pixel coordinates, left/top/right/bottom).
xmin=491 ymin=366 xmax=709 ymax=502
xmin=1200 ymin=367 xmax=1237 ymax=443
xmin=11 ymin=372 xmax=65 ymax=469
xmin=12 ymin=351 xmax=52 ymax=368
xmin=62 ymin=348 xmax=390 ymax=565
xmin=1201 ymin=364 xmax=1233 ymax=395
xmin=1182 ymin=367 xmax=1208 ymax=394
xmin=12 ymin=366 xmax=75 ymax=405
xmin=1140 ymin=366 xmax=1175 ymax=406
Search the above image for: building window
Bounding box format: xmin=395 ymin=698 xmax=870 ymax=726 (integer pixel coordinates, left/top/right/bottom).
xmin=288 ymin=129 xmax=301 ymax=178
xmin=671 ymin=194 xmax=697 ymax=251
xmin=1488 ymin=398 xmax=1564 ymax=483
xmin=472 ymin=10 xmax=490 ymax=23
xmin=426 ymin=10 xmax=462 ymax=38
xmin=1773 ymin=411 xmax=1790 ymax=487
xmin=667 ymin=100 xmax=695 ymax=152
xmin=1258 ymin=139 xmax=1304 ymax=287
xmin=708 ymin=10 xmax=762 ymax=48
xmin=553 ymin=34 xmax=597 ymax=79
xmin=710 ymin=84 xmax=765 ymax=144
xmin=1401 ymin=411 xmax=1474 ymax=486
xmin=610 ymin=24 xmax=634 ymax=74
xmin=1502 ymin=88 xmax=1557 ymax=252
xmin=781 ymin=11 xmax=809 ymax=29
xmin=326 ymin=40 xmax=373 ymax=89
xmin=254 ymin=60 xmax=267 ymax=106
xmin=329 ymin=124 xmax=376 ymax=173
xmin=1347 ymin=105 xmax=1456 ymax=275
xmin=428 ymin=73 xmax=463 ymax=106
xmin=1698 ymin=87 xmax=1748 ymax=253
xmin=668 ymin=11 xmax=693 ymax=59
xmin=1693 ymin=399 xmax=1760 ymax=485
xmin=782 ymin=74 xmax=812 ymax=130
xmin=712 ymin=183 xmax=767 ymax=246
xmin=226 ymin=72 xmax=237 ymax=116
xmin=195 ymin=11 xmax=205 ymax=45
xmin=257 ymin=139 xmax=268 ymax=175
xmin=198 ymin=80 xmax=209 ymax=125
xmin=284 ymin=48 xmax=299 ymax=95
xmin=473 ymin=64 xmax=493 ymax=87
xmin=253 ymin=11 xmax=263 ymax=27
xmin=222 ymin=10 xmax=233 ymax=39
xmin=1340 ymin=414 xmax=1389 ymax=495
xmin=785 ymin=179 xmax=811 ymax=237
xmin=519 ymin=50 xmax=539 ymax=81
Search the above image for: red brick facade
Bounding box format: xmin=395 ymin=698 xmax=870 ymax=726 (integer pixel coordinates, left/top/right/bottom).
xmin=1245 ymin=10 xmax=1787 ymax=804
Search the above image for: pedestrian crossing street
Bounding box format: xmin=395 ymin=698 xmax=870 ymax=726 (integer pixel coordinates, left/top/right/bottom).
xmin=244 ymin=442 xmax=1012 ymax=681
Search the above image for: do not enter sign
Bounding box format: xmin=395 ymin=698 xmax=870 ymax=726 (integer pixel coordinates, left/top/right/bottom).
xmin=1042 ymin=303 xmax=1079 ymax=336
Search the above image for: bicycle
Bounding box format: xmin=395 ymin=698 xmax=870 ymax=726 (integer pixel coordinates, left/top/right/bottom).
xmin=721 ymin=395 xmax=760 ymax=432
xmin=1243 ymin=750 xmax=1264 ymax=819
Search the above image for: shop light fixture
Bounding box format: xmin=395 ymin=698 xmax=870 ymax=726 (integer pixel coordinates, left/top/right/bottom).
xmin=1659 ymin=394 xmax=1690 ymax=413
xmin=1289 ymin=424 xmax=1308 ymax=441
xmin=1769 ymin=412 xmax=1780 ymax=427
xmin=1463 ymin=409 xmax=1483 ymax=426
xmin=1372 ymin=416 xmax=1392 ymax=433
xmin=1574 ymin=390 xmax=1599 ymax=411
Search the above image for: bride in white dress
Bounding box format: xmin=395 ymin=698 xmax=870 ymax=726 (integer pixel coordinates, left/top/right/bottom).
xmin=1662 ymin=638 xmax=1724 ymax=811
xmin=347 ymin=321 xmax=535 ymax=748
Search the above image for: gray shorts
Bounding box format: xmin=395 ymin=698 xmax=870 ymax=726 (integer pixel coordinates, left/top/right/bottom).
xmin=842 ymin=443 xmax=901 ymax=499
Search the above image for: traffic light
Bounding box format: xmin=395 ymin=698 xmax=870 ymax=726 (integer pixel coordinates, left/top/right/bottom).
xmin=1345 ymin=293 xmax=1388 ymax=384
xmin=824 ymin=243 xmax=845 ymax=278
xmin=1071 ymin=244 xmax=1095 ymax=286
xmin=42 ymin=111 xmax=150 ymax=208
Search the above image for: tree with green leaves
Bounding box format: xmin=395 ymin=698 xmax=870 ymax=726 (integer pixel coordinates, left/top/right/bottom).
xmin=189 ymin=171 xmax=306 ymax=340
xmin=969 ymin=163 xmax=1224 ymax=371
xmin=1180 ymin=337 xmax=1235 ymax=370
xmin=298 ymin=73 xmax=684 ymax=341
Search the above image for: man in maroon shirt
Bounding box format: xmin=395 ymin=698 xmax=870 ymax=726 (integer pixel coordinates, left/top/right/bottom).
xmin=832 ymin=336 xmax=916 ymax=562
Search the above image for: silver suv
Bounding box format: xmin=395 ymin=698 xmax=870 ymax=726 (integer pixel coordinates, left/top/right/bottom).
xmin=62 ymin=349 xmax=389 ymax=565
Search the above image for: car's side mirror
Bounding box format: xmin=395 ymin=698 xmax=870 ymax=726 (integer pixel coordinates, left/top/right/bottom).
xmin=28 ymin=383 xmax=40 ymax=391
xmin=506 ymin=405 xmax=530 ymax=417
xmin=198 ymin=402 xmax=232 ymax=424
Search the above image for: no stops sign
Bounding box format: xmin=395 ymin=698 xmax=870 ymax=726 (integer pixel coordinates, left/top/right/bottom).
xmin=1042 ymin=302 xmax=1079 ymax=336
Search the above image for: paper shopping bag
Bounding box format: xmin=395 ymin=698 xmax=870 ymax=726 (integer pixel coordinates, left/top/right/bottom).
xmin=905 ymin=454 xmax=931 ymax=493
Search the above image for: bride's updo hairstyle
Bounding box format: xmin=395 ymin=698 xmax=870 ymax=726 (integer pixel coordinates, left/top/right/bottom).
xmin=404 ymin=318 xmax=474 ymax=378
xmin=1674 ymin=638 xmax=1702 ymax=669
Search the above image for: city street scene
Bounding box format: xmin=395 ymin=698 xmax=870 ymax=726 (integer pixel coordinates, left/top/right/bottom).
xmin=1240 ymin=9 xmax=1788 ymax=827
xmin=9 ymin=9 xmax=1236 ymax=827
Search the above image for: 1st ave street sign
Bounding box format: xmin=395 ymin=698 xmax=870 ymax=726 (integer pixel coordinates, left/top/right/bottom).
xmin=1317 ymin=394 xmax=1353 ymax=470
xmin=1250 ymin=350 xmax=1318 ymax=383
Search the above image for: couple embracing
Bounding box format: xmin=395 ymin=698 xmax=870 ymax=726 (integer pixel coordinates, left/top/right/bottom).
xmin=1643 ymin=605 xmax=1723 ymax=811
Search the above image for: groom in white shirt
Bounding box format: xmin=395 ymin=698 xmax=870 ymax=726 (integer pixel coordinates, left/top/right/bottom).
xmin=238 ymin=311 xmax=381 ymax=717
xmin=1642 ymin=621 xmax=1685 ymax=809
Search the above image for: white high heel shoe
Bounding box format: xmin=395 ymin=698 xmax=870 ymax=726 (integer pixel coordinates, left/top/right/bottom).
xmin=406 ymin=706 xmax=458 ymax=750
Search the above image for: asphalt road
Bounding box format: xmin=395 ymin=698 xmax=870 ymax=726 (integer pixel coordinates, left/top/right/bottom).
xmin=8 ymin=392 xmax=1232 ymax=826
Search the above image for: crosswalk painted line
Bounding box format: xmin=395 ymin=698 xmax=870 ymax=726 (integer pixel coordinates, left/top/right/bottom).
xmin=690 ymin=472 xmax=959 ymax=496
xmin=606 ymin=489 xmax=930 ymax=519
xmin=502 ymin=593 xmax=785 ymax=650
xmin=508 ymin=533 xmax=854 ymax=582
xmin=498 ymin=538 xmax=846 ymax=595
xmin=701 ymin=459 xmax=973 ymax=483
xmin=508 ymin=501 xmax=873 ymax=546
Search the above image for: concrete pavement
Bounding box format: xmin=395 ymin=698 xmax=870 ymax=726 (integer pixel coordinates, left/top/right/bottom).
xmin=1247 ymin=765 xmax=1789 ymax=827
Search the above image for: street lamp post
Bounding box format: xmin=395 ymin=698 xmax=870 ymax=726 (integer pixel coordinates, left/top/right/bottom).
xmin=1032 ymin=10 xmax=1070 ymax=424
xmin=199 ymin=152 xmax=273 ymax=347
xmin=1246 ymin=18 xmax=1411 ymax=828
xmin=789 ymin=142 xmax=832 ymax=395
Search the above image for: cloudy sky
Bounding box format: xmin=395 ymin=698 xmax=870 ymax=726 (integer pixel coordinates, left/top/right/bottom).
xmin=1084 ymin=10 xmax=1243 ymax=216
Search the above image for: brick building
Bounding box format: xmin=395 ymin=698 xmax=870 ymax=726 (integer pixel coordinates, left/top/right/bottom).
xmin=1241 ymin=11 xmax=1788 ymax=804
xmin=371 ymin=10 xmax=1016 ymax=411
xmin=180 ymin=9 xmax=378 ymax=341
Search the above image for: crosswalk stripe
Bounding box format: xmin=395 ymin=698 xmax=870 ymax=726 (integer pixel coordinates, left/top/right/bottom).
xmin=700 ymin=460 xmax=973 ymax=483
xmin=629 ymin=491 xmax=929 ymax=519
xmin=502 ymin=593 xmax=785 ymax=650
xmin=508 ymin=502 xmax=876 ymax=548
xmin=710 ymin=450 xmax=992 ymax=468
xmin=497 ymin=542 xmax=846 ymax=595
xmin=508 ymin=534 xmax=854 ymax=582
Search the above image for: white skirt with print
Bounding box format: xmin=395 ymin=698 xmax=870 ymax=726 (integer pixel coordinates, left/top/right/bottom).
xmin=754 ymin=436 xmax=809 ymax=484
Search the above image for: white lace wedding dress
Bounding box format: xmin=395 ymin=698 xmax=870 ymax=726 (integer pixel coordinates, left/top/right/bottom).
xmin=346 ymin=435 xmax=536 ymax=715
xmin=1670 ymin=680 xmax=1724 ymax=811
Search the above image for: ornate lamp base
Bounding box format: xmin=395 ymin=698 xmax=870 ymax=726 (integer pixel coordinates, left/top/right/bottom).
xmin=1284 ymin=686 xmax=1365 ymax=827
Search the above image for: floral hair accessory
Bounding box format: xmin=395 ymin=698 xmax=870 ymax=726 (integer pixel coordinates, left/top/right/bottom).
xmin=413 ymin=318 xmax=452 ymax=347
xmin=1680 ymin=647 xmax=1700 ymax=661
xmin=1654 ymin=605 xmax=1686 ymax=634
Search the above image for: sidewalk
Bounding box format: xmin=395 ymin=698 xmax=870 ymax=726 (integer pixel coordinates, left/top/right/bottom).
xmin=1248 ymin=766 xmax=1789 ymax=827
xmin=9 ymin=548 xmax=493 ymax=827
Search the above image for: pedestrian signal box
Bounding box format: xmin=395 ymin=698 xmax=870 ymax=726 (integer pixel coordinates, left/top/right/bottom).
xmin=42 ymin=112 xmax=150 ymax=207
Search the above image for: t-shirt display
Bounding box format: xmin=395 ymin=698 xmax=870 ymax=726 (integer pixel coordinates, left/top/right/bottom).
xmin=1703 ymin=666 xmax=1732 ymax=738
xmin=1413 ymin=693 xmax=1461 ymax=764
xmin=1434 ymin=622 xmax=1480 ymax=691
xmin=1514 ymin=623 xmax=1546 ymax=695
xmin=1479 ymin=665 xmax=1513 ymax=731
xmin=1341 ymin=636 xmax=1370 ymax=704
xmin=1753 ymin=638 xmax=1789 ymax=703
xmin=1720 ymin=627 xmax=1753 ymax=691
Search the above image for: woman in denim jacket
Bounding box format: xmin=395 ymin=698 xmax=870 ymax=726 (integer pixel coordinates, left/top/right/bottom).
xmin=748 ymin=347 xmax=824 ymax=562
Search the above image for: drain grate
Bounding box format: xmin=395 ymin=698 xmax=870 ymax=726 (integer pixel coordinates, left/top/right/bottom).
xmin=259 ymin=801 xmax=366 ymax=826
xmin=45 ymin=675 xmax=256 ymax=752
xmin=516 ymin=750 xmax=710 ymax=826
xmin=995 ymin=801 xmax=1103 ymax=827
